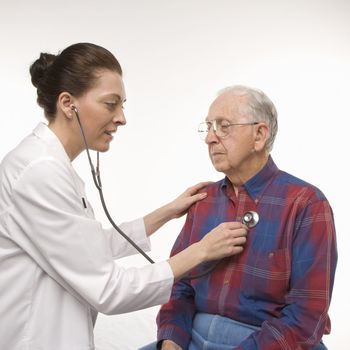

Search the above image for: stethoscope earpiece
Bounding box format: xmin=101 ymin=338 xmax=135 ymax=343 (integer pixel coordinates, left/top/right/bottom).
xmin=242 ymin=210 xmax=259 ymax=228
xmin=71 ymin=105 xmax=78 ymax=113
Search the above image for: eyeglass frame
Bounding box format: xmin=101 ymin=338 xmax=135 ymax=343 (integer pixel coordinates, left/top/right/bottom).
xmin=198 ymin=119 xmax=259 ymax=140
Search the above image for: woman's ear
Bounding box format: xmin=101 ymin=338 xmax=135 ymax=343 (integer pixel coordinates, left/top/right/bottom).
xmin=57 ymin=92 xmax=75 ymax=119
xmin=253 ymin=123 xmax=269 ymax=152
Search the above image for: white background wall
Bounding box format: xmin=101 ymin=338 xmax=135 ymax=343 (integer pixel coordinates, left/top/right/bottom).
xmin=0 ymin=0 xmax=349 ymax=348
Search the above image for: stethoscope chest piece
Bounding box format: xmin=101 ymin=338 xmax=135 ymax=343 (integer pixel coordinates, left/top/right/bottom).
xmin=242 ymin=211 xmax=259 ymax=228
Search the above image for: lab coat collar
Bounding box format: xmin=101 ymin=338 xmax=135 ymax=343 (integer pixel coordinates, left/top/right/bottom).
xmin=32 ymin=122 xmax=85 ymax=189
xmin=33 ymin=122 xmax=72 ymax=164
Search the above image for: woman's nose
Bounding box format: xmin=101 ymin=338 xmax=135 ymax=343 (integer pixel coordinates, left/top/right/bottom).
xmin=113 ymin=109 xmax=126 ymax=125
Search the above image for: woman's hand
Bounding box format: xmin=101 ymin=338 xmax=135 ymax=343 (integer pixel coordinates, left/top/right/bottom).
xmin=161 ymin=340 xmax=183 ymax=350
xmin=166 ymin=181 xmax=212 ymax=219
xmin=198 ymin=222 xmax=248 ymax=261
xmin=143 ymin=182 xmax=211 ymax=236
xmin=168 ymin=221 xmax=247 ymax=281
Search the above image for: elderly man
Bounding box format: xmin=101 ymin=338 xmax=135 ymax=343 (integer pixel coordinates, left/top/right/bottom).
xmin=141 ymin=85 xmax=337 ymax=350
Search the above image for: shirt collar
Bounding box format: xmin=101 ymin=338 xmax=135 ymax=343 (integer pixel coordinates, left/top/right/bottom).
xmin=220 ymin=156 xmax=280 ymax=201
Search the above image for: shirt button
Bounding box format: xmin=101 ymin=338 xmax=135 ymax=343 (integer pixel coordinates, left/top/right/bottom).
xmin=268 ymin=252 xmax=274 ymax=258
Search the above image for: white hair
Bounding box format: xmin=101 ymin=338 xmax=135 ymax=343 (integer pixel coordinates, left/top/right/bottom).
xmin=218 ymin=85 xmax=278 ymax=152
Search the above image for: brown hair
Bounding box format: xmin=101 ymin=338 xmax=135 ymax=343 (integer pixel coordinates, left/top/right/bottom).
xmin=30 ymin=42 xmax=123 ymax=120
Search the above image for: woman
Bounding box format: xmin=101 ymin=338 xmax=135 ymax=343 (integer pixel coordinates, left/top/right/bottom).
xmin=0 ymin=43 xmax=247 ymax=350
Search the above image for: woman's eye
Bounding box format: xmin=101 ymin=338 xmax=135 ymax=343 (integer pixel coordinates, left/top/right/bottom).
xmin=105 ymin=102 xmax=117 ymax=110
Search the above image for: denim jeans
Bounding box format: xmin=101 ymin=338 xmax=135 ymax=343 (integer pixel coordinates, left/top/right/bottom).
xmin=139 ymin=313 xmax=327 ymax=350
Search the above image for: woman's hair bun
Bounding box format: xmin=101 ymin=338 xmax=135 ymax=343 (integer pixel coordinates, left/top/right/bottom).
xmin=29 ymin=43 xmax=122 ymax=120
xmin=29 ymin=53 xmax=56 ymax=89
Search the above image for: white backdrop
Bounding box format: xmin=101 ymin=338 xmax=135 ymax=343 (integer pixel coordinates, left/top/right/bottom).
xmin=0 ymin=0 xmax=349 ymax=349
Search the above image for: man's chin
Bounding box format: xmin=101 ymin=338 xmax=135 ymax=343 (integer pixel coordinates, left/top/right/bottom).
xmin=212 ymin=163 xmax=226 ymax=173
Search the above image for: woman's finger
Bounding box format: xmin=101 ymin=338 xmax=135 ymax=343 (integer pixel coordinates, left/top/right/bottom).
xmin=186 ymin=181 xmax=213 ymax=195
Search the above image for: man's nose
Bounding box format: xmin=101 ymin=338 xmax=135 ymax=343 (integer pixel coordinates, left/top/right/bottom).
xmin=205 ymin=127 xmax=219 ymax=144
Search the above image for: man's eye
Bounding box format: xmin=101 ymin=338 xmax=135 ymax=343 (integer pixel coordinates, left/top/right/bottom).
xmin=220 ymin=123 xmax=230 ymax=129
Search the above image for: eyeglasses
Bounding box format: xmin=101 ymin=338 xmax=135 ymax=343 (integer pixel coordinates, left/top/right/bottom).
xmin=198 ymin=120 xmax=258 ymax=140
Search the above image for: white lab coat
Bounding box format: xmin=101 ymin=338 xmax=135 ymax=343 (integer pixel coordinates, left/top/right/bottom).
xmin=0 ymin=123 xmax=173 ymax=350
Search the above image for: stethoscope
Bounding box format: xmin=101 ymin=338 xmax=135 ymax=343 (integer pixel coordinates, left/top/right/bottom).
xmin=71 ymin=105 xmax=260 ymax=279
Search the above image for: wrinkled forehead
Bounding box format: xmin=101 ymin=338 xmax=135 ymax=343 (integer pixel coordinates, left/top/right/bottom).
xmin=207 ymin=92 xmax=249 ymax=121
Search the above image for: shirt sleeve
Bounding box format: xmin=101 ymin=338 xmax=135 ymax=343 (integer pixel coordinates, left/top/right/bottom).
xmin=236 ymin=197 xmax=337 ymax=350
xmin=156 ymin=208 xmax=197 ymax=349
xmin=5 ymin=158 xmax=174 ymax=314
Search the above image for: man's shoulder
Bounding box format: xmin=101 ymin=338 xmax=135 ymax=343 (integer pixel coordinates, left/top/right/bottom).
xmin=199 ymin=178 xmax=226 ymax=195
xmin=275 ymin=170 xmax=327 ymax=202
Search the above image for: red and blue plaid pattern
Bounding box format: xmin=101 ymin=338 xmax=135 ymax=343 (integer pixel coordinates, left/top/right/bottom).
xmin=157 ymin=157 xmax=337 ymax=349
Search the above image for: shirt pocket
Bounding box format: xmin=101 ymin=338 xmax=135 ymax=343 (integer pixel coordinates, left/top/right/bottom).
xmin=240 ymin=248 xmax=290 ymax=304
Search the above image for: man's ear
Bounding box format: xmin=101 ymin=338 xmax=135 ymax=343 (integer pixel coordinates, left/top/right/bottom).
xmin=254 ymin=123 xmax=269 ymax=152
xmin=57 ymin=92 xmax=75 ymax=119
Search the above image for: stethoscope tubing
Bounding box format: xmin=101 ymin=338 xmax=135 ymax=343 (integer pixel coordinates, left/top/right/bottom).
xmin=73 ymin=106 xmax=155 ymax=263
xmin=72 ymin=106 xmax=259 ymax=279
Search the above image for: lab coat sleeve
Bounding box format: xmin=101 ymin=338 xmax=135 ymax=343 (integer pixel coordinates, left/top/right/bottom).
xmin=102 ymin=218 xmax=152 ymax=259
xmin=5 ymin=157 xmax=174 ymax=314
